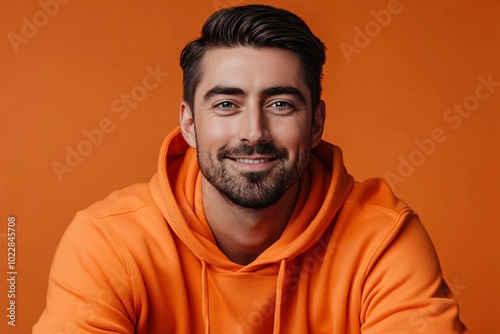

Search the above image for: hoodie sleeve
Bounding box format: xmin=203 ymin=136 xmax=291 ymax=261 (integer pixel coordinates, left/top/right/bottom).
xmin=33 ymin=212 xmax=137 ymax=333
xmin=359 ymin=210 xmax=469 ymax=333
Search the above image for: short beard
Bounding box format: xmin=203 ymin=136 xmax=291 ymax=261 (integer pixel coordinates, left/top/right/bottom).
xmin=196 ymin=141 xmax=310 ymax=210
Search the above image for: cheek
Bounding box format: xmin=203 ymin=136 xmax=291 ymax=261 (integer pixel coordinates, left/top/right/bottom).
xmin=195 ymin=118 xmax=233 ymax=150
xmin=270 ymin=119 xmax=311 ymax=149
xmin=268 ymin=115 xmax=299 ymax=134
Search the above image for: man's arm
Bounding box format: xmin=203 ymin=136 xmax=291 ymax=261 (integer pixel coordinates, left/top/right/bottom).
xmin=360 ymin=211 xmax=469 ymax=333
xmin=33 ymin=212 xmax=137 ymax=333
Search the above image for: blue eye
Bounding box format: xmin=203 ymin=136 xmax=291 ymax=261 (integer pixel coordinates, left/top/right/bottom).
xmin=273 ymin=101 xmax=289 ymax=108
xmin=269 ymin=101 xmax=296 ymax=114
xmin=217 ymin=101 xmax=235 ymax=109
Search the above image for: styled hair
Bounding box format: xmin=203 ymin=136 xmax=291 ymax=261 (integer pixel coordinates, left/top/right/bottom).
xmin=179 ymin=4 xmax=326 ymax=111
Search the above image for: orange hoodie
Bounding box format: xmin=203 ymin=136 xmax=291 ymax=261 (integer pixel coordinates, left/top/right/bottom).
xmin=34 ymin=128 xmax=468 ymax=333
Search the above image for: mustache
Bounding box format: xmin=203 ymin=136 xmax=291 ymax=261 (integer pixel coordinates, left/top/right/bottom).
xmin=217 ymin=143 xmax=288 ymax=160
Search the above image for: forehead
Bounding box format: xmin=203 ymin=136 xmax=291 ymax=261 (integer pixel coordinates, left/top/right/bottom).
xmin=196 ymin=46 xmax=310 ymax=101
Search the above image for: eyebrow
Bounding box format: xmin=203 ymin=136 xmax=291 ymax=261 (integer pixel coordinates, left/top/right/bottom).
xmin=203 ymin=86 xmax=246 ymax=102
xmin=203 ymin=85 xmax=307 ymax=105
xmin=260 ymin=86 xmax=306 ymax=105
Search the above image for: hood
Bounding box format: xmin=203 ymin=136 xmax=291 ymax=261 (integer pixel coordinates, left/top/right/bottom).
xmin=150 ymin=127 xmax=354 ymax=271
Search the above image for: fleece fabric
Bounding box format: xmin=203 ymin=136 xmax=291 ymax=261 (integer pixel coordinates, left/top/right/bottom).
xmin=34 ymin=127 xmax=468 ymax=333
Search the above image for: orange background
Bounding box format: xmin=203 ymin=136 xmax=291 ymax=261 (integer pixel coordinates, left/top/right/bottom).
xmin=1 ymin=0 xmax=499 ymax=333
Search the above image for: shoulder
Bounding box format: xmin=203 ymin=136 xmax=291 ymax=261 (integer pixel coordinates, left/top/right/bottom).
xmin=84 ymin=182 xmax=157 ymax=219
xmin=344 ymin=177 xmax=409 ymax=215
xmin=333 ymin=177 xmax=439 ymax=278
xmin=336 ymin=181 xmax=466 ymax=332
xmin=78 ymin=182 xmax=169 ymax=237
xmin=337 ymin=177 xmax=414 ymax=238
xmin=332 ymin=178 xmax=434 ymax=270
xmin=66 ymin=182 xmax=173 ymax=263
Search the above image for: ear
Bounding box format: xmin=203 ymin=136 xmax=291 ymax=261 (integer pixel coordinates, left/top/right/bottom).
xmin=180 ymin=101 xmax=196 ymax=148
xmin=311 ymin=100 xmax=326 ymax=148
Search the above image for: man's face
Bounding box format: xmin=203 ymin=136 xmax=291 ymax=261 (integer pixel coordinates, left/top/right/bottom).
xmin=181 ymin=47 xmax=324 ymax=209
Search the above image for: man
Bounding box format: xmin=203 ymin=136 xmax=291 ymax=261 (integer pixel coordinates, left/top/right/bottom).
xmin=34 ymin=4 xmax=468 ymax=333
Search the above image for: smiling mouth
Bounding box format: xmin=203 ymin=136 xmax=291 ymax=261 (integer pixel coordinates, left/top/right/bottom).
xmin=234 ymin=158 xmax=271 ymax=164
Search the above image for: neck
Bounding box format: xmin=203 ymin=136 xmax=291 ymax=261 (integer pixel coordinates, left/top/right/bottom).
xmin=202 ymin=178 xmax=299 ymax=265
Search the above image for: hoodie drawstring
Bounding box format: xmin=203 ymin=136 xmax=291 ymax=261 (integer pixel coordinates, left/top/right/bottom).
xmin=273 ymin=259 xmax=287 ymax=334
xmin=201 ymin=259 xmax=287 ymax=334
xmin=201 ymin=260 xmax=210 ymax=334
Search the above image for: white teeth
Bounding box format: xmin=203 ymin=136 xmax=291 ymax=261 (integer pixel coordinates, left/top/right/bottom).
xmin=235 ymin=158 xmax=270 ymax=164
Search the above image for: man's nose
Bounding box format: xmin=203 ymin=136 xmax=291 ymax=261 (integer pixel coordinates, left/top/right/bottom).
xmin=238 ymin=102 xmax=271 ymax=144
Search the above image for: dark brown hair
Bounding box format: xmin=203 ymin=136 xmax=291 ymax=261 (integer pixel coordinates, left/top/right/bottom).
xmin=179 ymin=4 xmax=326 ymax=111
